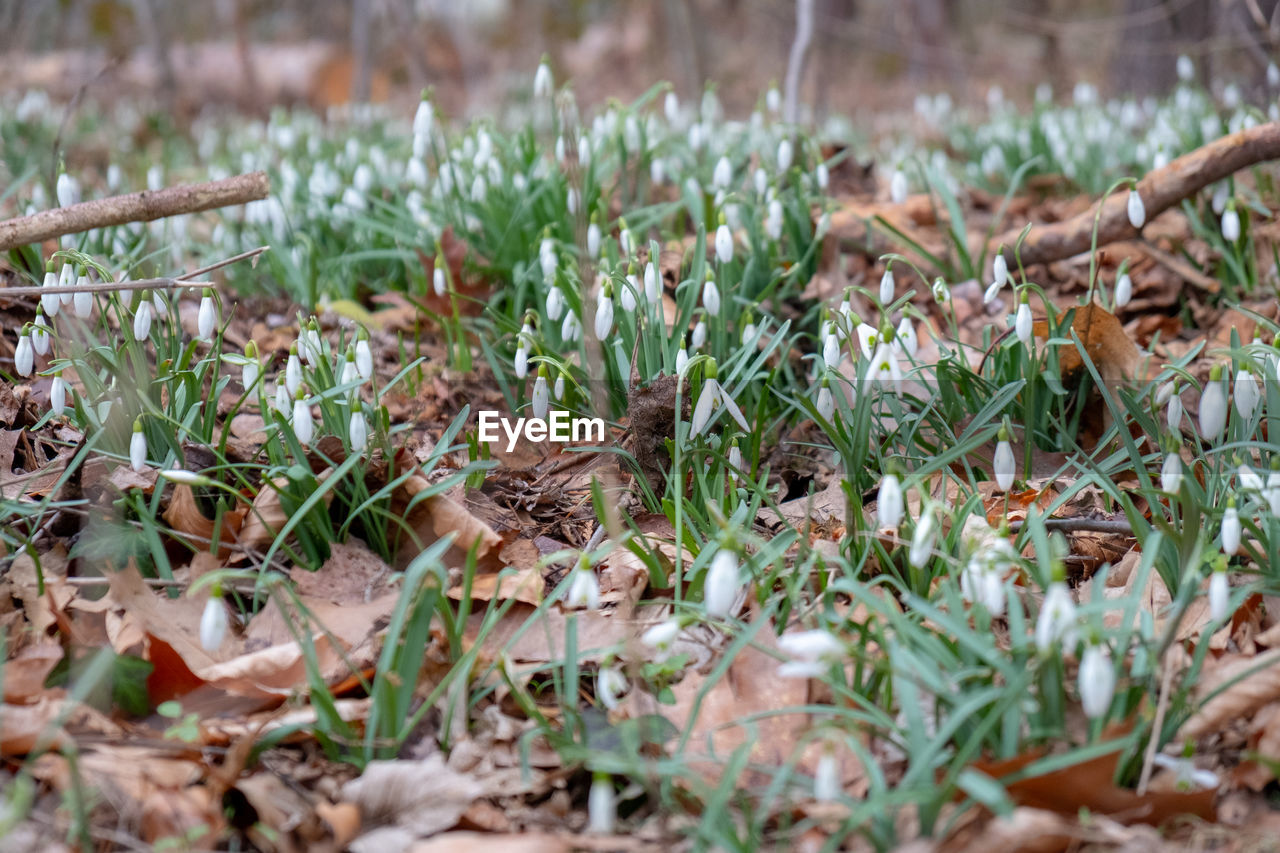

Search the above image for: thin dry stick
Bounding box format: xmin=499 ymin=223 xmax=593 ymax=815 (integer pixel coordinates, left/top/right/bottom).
xmin=0 ymin=246 xmax=269 ymax=299
xmin=1137 ymin=648 xmax=1177 ymax=796
xmin=994 ymin=123 xmax=1280 ymax=267
xmin=0 ymin=171 xmax=270 ymax=251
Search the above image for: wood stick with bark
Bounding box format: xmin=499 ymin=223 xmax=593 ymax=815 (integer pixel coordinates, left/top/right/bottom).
xmin=0 ymin=171 xmax=270 ymax=252
xmin=994 ymin=123 xmax=1280 ymax=267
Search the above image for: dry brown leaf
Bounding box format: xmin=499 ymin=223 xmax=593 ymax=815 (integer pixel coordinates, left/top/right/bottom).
xmin=394 ymin=477 xmax=502 ymax=571
xmin=1034 ymin=303 xmax=1147 ymax=385
xmin=2 ymin=642 xmax=63 ymax=703
xmin=1179 ymin=649 xmax=1280 ymax=741
xmin=449 ymin=566 xmax=543 ymax=606
xmin=239 ymin=472 xmax=334 ymax=550
xmin=164 ymin=483 xmax=247 ymax=558
xmin=342 ymin=754 xmax=483 ymax=839
xmin=407 ymin=833 xmax=571 ymax=853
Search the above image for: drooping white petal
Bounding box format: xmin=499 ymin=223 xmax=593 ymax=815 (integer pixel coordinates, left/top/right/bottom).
xmin=200 ymin=598 xmax=228 ymax=651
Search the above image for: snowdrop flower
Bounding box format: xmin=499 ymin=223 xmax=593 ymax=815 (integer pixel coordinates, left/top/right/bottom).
xmin=56 ymin=172 xmax=80 ymax=207
xmin=994 ymin=427 xmax=1016 ymax=491
xmin=1209 ymin=567 xmax=1230 ymax=621
xmin=983 ymin=279 xmax=1004 ymax=305
xmin=540 ymin=236 xmax=557 ymax=281
xmin=890 ymin=169 xmax=908 ymax=204
xmin=50 ymin=373 xmax=66 ymax=416
xmin=895 ymin=318 xmax=918 ymax=359
xmin=713 ymin=155 xmax=732 ymax=191
xmin=879 ymin=267 xmax=895 ymax=305
xmin=1014 ymin=294 xmax=1033 ymax=348
xmin=620 ymin=270 xmax=639 ymax=312
xmin=533 ymin=57 xmax=554 ymax=99
xmin=815 ymin=377 xmax=835 ymax=420
xmin=58 ymin=263 xmax=75 ymax=307
xmin=644 ymin=262 xmax=660 ymax=302
xmin=147 ymin=164 xmax=164 ymax=192
xmin=275 ymin=382 xmax=291 ymax=419
xmin=691 ymin=318 xmax=708 ymax=350
xmin=931 ymin=277 xmax=950 ymax=304
xmin=1079 ymin=641 xmax=1115 ymax=719
xmin=73 ymin=271 xmax=93 ymax=318
xmin=577 ymin=137 xmax=592 ymax=166
xmin=702 ymin=273 xmax=721 ymax=317
xmin=1177 ymin=54 xmax=1195 ymax=82
xmin=553 ymin=371 xmax=566 ymax=401
xmin=690 ymin=359 xmax=750 ymax=437
xmin=200 ymin=598 xmax=228 ymax=651
xmin=545 ymin=286 xmax=565 ymax=322
xmin=1127 ymin=187 xmax=1146 ymax=229
xmin=814 ymin=749 xmax=840 ymax=802
xmin=618 ymin=221 xmax=633 ymax=257
xmin=777 ymin=138 xmax=793 ymax=172
xmin=285 ymin=345 xmax=302 ymax=396
xmin=766 ymin=84 xmax=781 ymax=113
xmin=14 ymin=329 xmax=34 ymax=377
xmin=650 ymin=157 xmax=666 ymax=186
xmin=1199 ymin=365 xmax=1227 ymax=441
xmin=597 ymin=666 xmax=626 ymax=711
xmin=561 ymin=309 xmax=581 ymax=342
xmin=664 ymin=89 xmax=680 ymax=124
xmin=1165 ymin=386 xmax=1184 ymax=431
xmin=754 ymin=167 xmax=768 ymax=197
xmin=877 ymin=472 xmax=904 ymax=530
xmin=992 ymin=252 xmax=1008 ymax=288
xmin=594 ymin=283 xmax=615 ymax=340
xmin=675 ymin=342 xmax=689 ymax=375
xmin=704 ymin=547 xmax=741 ymax=619
xmin=727 ymin=440 xmax=744 ymax=481
xmin=587 ymin=217 xmax=601 ymax=259
xmin=132 ymin=298 xmax=153 ymax=342
xmin=1222 ymin=204 xmax=1241 ymax=243
xmin=130 ymin=419 xmax=147 ymax=472
xmin=566 ymin=557 xmax=599 ymax=610
xmin=867 ymin=339 xmax=903 ymax=392
xmin=1036 ymin=572 xmax=1078 ymax=652
xmin=355 ymin=331 xmax=373 ymax=381
xmin=854 ymin=319 xmax=877 ymax=358
xmin=349 ymin=408 xmax=368 ymax=452
xmin=588 ymin=773 xmax=616 ymax=834
xmin=961 ymin=537 xmax=1013 ymax=616
xmin=292 ymin=391 xmax=314 ymax=444
xmin=1235 ymin=367 xmax=1260 ymax=419
xmin=823 ymin=332 xmax=842 ymax=370
xmin=777 ymin=629 xmax=844 ymax=678
xmin=909 ymin=505 xmax=938 ymax=568
xmin=1222 ymin=501 xmax=1241 ymax=556
xmin=532 ymin=367 xmax=550 ymax=420
xmin=1115 ymin=271 xmax=1132 ymax=308
xmin=340 ymin=350 xmax=360 ymax=386
xmin=514 ymin=339 xmax=529 ymax=379
xmin=31 ymin=314 xmax=50 ymax=356
xmin=197 ymin=288 xmax=217 ymax=340
xmin=1162 ymin=450 xmax=1183 ymax=493
xmin=1152 ymin=752 xmax=1220 ymax=791
xmin=1267 ymin=467 xmax=1280 ymax=518
xmin=765 ymin=199 xmax=784 ymax=241
xmin=405 ymin=157 xmax=428 ymax=188
xmin=641 ymin=618 xmax=681 ymax=661
xmin=816 ymin=162 xmax=829 ymax=190
xmin=715 ymin=218 xmax=733 ymax=264
xmin=242 ymin=341 xmax=261 ymax=391
xmin=41 ymin=263 xmax=60 ymax=316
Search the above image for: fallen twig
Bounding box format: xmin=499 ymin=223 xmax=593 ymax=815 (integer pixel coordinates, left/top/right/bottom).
xmin=995 ymin=123 xmax=1280 ymax=267
xmin=0 ymin=171 xmax=270 ymax=251
xmin=0 ymin=246 xmax=270 ymax=299
xmin=1010 ymin=517 xmax=1135 ymax=535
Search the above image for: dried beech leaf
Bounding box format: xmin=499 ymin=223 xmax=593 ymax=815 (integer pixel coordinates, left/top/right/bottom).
xmin=1178 ymin=649 xmax=1280 ymax=741
xmin=342 ymin=754 xmax=483 ymax=838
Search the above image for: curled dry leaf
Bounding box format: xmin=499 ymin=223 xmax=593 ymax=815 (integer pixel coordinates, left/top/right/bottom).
xmin=1178 ymin=649 xmax=1280 ymax=741
xmin=2 ymin=642 xmax=63 ymax=703
xmin=342 ymin=754 xmax=484 ymax=839
xmin=238 ymin=470 xmax=335 ymax=551
xmin=164 ymin=483 xmax=247 ymax=559
xmin=394 ymin=476 xmax=502 ymax=571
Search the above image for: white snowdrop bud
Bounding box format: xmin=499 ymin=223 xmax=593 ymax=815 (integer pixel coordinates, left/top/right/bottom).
xmin=766 ymin=85 xmax=781 ymax=113
xmin=433 ymin=264 xmax=446 ymax=296
xmin=355 ymin=337 xmax=373 ymax=381
xmin=650 ymin=157 xmax=666 ymax=185
xmin=50 ymin=374 xmax=66 ymax=416
xmin=1079 ymin=642 xmax=1115 ymax=720
xmin=823 ymin=333 xmax=841 ymax=370
xmin=1222 ymin=205 xmax=1241 ymax=243
xmin=703 ymin=548 xmax=741 ymax=619
xmin=1177 ymin=54 xmax=1195 ymax=82
xmin=200 ymin=598 xmax=228 ymax=651
xmin=340 ymin=352 xmax=359 ymax=386
xmin=147 ymin=164 xmax=164 ymax=192
xmin=1127 ymin=189 xmax=1146 ymax=230
xmin=896 ymin=318 xmax=918 ymax=359
xmin=776 ymin=629 xmax=844 ymax=678
xmin=877 ymin=473 xmax=904 ymax=530
xmin=130 ymin=420 xmax=147 ymax=472
xmin=692 ymin=319 xmax=708 ymax=350
xmin=665 ymin=90 xmax=680 ymax=124
xmin=1270 ymin=62 xmax=1280 ymax=88
xmin=197 ymin=289 xmax=216 ymax=340
xmin=32 ymin=315 xmax=50 ymax=355
xmin=56 ymin=172 xmax=80 ymax=207
xmin=879 ymin=267 xmax=895 ymax=305
xmin=242 ymin=346 xmax=261 ymax=393
xmin=676 ymin=348 xmax=689 ymax=375
xmin=597 ymin=667 xmax=626 ymax=711
xmin=133 ymin=299 xmax=153 ymax=341
xmin=540 ymin=237 xmax=557 ymax=280
xmin=1015 ymin=298 xmax=1033 ymax=348
xmin=275 ymin=382 xmax=291 ymax=419
xmin=983 ymin=279 xmax=1004 ymax=305
xmin=642 ymin=618 xmax=681 ymax=661
xmin=566 ymin=564 xmax=600 ymax=610
xmin=909 ymin=509 xmax=937 ymax=568
xmin=514 ymin=342 xmax=529 ymax=379
xmin=815 ymin=381 xmax=834 ymax=420
xmin=1115 ymin=272 xmax=1132 ymax=308
xmin=58 ymin=263 xmax=75 ymax=307
xmin=777 ymin=138 xmax=793 ymax=171
xmin=992 ymin=253 xmax=1008 ymax=288
xmin=554 ymin=372 xmax=566 ymax=401
xmin=620 ymin=275 xmax=638 ymax=312
xmin=644 ymin=262 xmax=660 ymax=302
xmin=41 ymin=268 xmax=60 ymax=316
xmin=890 ymin=169 xmax=908 ymax=204
xmin=73 ymin=272 xmax=93 ymax=318
xmin=713 ymin=155 xmax=732 ymax=191
xmin=561 ymin=309 xmax=581 ymax=342
xmin=1036 ymin=578 xmax=1078 ymax=652
xmin=587 ymin=221 xmax=601 ymax=259
xmin=1222 ymin=503 xmax=1241 ymax=556
xmin=816 ymin=162 xmax=829 ymax=190
xmin=1209 ymin=569 xmax=1229 ymax=621
xmin=702 ymin=277 xmax=721 ymax=316
xmin=754 ymin=167 xmax=768 ymax=196
xmin=533 ymin=58 xmax=553 ymax=99
xmin=993 ymin=435 xmax=1016 ymax=491
xmin=814 ymin=750 xmax=841 ymax=802
xmin=1199 ymin=367 xmax=1227 ymax=441
xmin=14 ymin=331 xmax=34 ymax=377
xmin=578 ymin=136 xmax=591 ymax=166
xmin=594 ymin=286 xmax=615 ymax=340
xmin=588 ymin=773 xmax=616 ymax=834
xmin=715 ymin=222 xmax=734 ymax=264
xmin=1235 ymin=368 xmax=1260 ymax=420
xmin=765 ymin=199 xmax=784 ymax=241
xmin=1161 ymin=451 xmax=1183 ymax=493
xmin=532 ymin=369 xmax=550 ymax=420
xmin=287 ymin=392 xmax=313 ymax=443
xmin=546 ymin=287 xmax=565 ymax=322
xmin=349 ymin=409 xmax=368 ymax=452
xmin=285 ymin=349 xmax=302 ymax=396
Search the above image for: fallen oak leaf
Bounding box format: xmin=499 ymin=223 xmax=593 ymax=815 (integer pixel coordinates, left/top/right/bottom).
xmin=1178 ymin=648 xmax=1280 ymax=741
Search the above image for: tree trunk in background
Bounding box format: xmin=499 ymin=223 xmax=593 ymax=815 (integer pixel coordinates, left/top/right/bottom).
xmin=350 ymin=0 xmax=373 ymax=103
xmin=905 ymin=0 xmax=947 ymax=82
xmin=1110 ymin=0 xmax=1211 ymax=97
